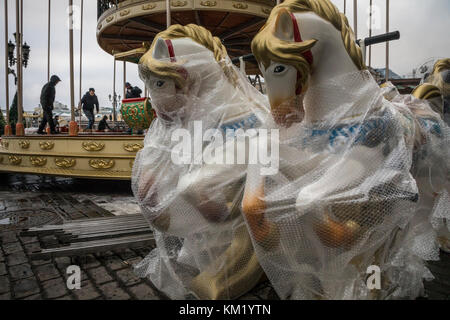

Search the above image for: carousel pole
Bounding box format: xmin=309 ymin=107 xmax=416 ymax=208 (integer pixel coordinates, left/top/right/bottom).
xmin=166 ymin=0 xmax=171 ymax=28
xmin=123 ymin=61 xmax=126 ymax=98
xmin=47 ymin=0 xmax=50 ymax=82
xmin=344 ymin=0 xmax=346 ymax=15
xmin=113 ymin=57 xmax=117 ymax=123
xmin=368 ymin=0 xmax=372 ymax=67
xmin=385 ymin=0 xmax=390 ymax=82
xmin=15 ymin=0 xmax=24 ymax=136
xmin=68 ymin=0 xmax=77 ymax=136
xmin=79 ymin=0 xmax=83 ymax=126
xmin=353 ymin=0 xmax=358 ymax=40
xmin=4 ymin=0 xmax=12 ymax=136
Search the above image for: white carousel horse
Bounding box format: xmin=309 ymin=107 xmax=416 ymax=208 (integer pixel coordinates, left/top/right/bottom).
xmin=132 ymin=24 xmax=269 ymax=299
xmin=243 ymin=0 xmax=448 ymax=299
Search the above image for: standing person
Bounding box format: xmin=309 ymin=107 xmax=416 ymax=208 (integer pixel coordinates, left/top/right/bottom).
xmin=37 ymin=75 xmax=61 ymax=134
xmin=125 ymin=82 xmax=142 ymax=98
xmin=79 ymin=88 xmax=99 ymax=132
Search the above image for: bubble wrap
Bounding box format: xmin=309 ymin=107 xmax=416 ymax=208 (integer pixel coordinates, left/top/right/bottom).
xmin=243 ymin=70 xmax=449 ymax=300
xmin=132 ymin=49 xmax=270 ymax=299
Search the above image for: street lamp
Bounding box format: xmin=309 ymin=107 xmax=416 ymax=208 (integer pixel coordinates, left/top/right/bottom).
xmin=8 ymin=40 xmax=15 ymax=66
xmin=22 ymin=42 xmax=30 ymax=68
xmin=109 ymin=92 xmax=121 ymax=124
xmin=8 ymin=35 xmax=30 ymax=68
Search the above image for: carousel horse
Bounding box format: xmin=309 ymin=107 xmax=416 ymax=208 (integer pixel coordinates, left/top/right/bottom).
xmin=242 ymin=0 xmax=448 ymax=299
xmin=132 ymin=24 xmax=270 ymax=299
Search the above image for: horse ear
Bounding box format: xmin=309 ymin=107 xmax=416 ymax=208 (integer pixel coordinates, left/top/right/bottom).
xmin=152 ymin=38 xmax=170 ymax=60
xmin=274 ymin=9 xmax=294 ymax=41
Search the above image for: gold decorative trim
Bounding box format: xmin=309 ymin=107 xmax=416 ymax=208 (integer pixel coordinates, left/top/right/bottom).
xmin=129 ymin=160 xmax=134 ymax=168
xmin=2 ymin=141 xmax=9 ymax=149
xmin=233 ymin=3 xmax=248 ymax=10
xmin=97 ymin=23 xmax=102 ymax=30
xmin=171 ymin=0 xmax=187 ymax=7
xmin=9 ymin=155 xmax=22 ymax=166
xmin=0 ymin=156 xmax=3 ymax=164
xmin=55 ymin=158 xmax=76 ymax=168
xmin=82 ymin=141 xmax=105 ymax=152
xmin=106 ymin=16 xmax=114 ymax=23
xmin=123 ymin=143 xmax=144 ymax=152
xmin=18 ymin=140 xmax=30 ymax=149
xmin=30 ymin=156 xmax=47 ymax=167
xmin=89 ymin=159 xmax=115 ymax=170
xmin=142 ymin=3 xmax=156 ymax=10
xmin=39 ymin=141 xmax=54 ymax=150
xmin=261 ymin=7 xmax=271 ymax=14
xmin=119 ymin=9 xmax=130 ymax=16
xmin=200 ymin=1 xmax=217 ymax=7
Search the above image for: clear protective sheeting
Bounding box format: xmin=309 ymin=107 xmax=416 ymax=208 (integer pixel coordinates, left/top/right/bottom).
xmin=131 ymin=46 xmax=271 ymax=299
xmin=243 ymin=70 xmax=448 ymax=300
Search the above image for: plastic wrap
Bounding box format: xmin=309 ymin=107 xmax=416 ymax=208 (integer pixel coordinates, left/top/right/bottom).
xmin=242 ymin=70 xmax=447 ymax=299
xmin=131 ymin=29 xmax=270 ymax=299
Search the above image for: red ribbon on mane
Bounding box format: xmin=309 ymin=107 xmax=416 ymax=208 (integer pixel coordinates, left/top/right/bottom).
xmin=289 ymin=12 xmax=314 ymax=95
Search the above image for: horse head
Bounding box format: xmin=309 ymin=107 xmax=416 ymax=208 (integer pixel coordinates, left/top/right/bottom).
xmin=252 ymin=0 xmax=365 ymax=126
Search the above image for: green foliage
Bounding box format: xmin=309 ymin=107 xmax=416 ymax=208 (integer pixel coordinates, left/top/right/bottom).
xmin=9 ymin=92 xmax=18 ymax=135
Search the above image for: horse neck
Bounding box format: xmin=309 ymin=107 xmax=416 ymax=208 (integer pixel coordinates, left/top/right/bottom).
xmin=300 ymin=24 xmax=365 ymax=123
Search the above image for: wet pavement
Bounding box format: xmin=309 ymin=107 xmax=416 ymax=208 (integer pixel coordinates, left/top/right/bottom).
xmin=0 ymin=173 xmax=448 ymax=300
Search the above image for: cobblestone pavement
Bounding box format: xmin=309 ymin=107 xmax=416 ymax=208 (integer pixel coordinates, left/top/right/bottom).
xmin=0 ymin=173 xmax=448 ymax=300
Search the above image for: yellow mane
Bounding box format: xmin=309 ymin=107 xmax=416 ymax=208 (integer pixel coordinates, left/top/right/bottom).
xmin=139 ymin=24 xmax=236 ymax=88
xmin=252 ymin=0 xmax=365 ymax=93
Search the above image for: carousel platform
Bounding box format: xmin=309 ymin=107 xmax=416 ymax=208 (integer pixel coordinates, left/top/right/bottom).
xmin=0 ymin=134 xmax=144 ymax=180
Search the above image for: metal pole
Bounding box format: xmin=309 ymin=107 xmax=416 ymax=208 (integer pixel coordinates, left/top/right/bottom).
xmin=4 ymin=0 xmax=10 ymax=127
xmin=344 ymin=0 xmax=346 ymax=15
xmin=369 ymin=0 xmax=372 ymax=67
xmin=166 ymin=0 xmax=171 ymax=28
xmin=123 ymin=61 xmax=126 ymax=98
xmin=113 ymin=58 xmax=116 ymax=123
xmin=79 ymin=0 xmax=83 ymax=126
xmin=69 ymin=0 xmax=75 ymax=125
xmin=353 ymin=0 xmax=357 ymax=40
xmin=15 ymin=0 xmax=24 ymax=135
xmin=385 ymin=0 xmax=390 ymax=81
xmin=47 ymin=0 xmax=50 ymax=82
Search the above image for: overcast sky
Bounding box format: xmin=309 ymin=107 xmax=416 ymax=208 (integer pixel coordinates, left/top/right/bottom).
xmin=0 ymin=0 xmax=449 ymax=111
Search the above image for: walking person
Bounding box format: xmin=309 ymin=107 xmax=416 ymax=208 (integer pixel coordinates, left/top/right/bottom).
xmin=37 ymin=75 xmax=61 ymax=134
xmin=79 ymin=88 xmax=99 ymax=132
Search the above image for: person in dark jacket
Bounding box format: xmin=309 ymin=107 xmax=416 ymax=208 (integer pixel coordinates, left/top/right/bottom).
xmin=79 ymin=88 xmax=99 ymax=130
xmin=98 ymin=115 xmax=112 ymax=132
xmin=125 ymin=82 xmax=142 ymax=98
xmin=37 ymin=75 xmax=61 ymax=134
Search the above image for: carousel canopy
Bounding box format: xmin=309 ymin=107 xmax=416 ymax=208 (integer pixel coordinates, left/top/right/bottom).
xmin=97 ymin=0 xmax=275 ymax=74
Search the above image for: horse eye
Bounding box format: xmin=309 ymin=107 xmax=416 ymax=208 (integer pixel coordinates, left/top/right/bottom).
xmin=274 ymin=65 xmax=286 ymax=74
xmin=156 ymin=80 xmax=165 ymax=87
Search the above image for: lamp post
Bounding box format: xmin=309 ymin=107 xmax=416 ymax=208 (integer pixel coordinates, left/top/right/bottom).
xmin=109 ymin=93 xmax=121 ymax=125
xmin=7 ymin=32 xmax=30 ymax=136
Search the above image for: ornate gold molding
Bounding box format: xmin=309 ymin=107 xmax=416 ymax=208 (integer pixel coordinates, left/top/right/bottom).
xmin=129 ymin=160 xmax=134 ymax=168
xmin=106 ymin=16 xmax=114 ymax=23
xmin=123 ymin=143 xmax=144 ymax=152
xmin=30 ymin=156 xmax=47 ymax=167
xmin=120 ymin=9 xmax=130 ymax=16
xmin=261 ymin=7 xmax=271 ymax=14
xmin=82 ymin=141 xmax=105 ymax=152
xmin=18 ymin=140 xmax=30 ymax=149
xmin=171 ymin=0 xmax=187 ymax=7
xmin=89 ymin=159 xmax=115 ymax=170
xmin=97 ymin=23 xmax=102 ymax=30
xmin=233 ymin=2 xmax=249 ymax=10
xmin=0 ymin=156 xmax=3 ymax=164
xmin=2 ymin=141 xmax=9 ymax=149
xmin=142 ymin=3 xmax=156 ymax=10
xmin=39 ymin=141 xmax=54 ymax=150
xmin=55 ymin=158 xmax=76 ymax=168
xmin=200 ymin=1 xmax=217 ymax=7
xmin=9 ymin=155 xmax=22 ymax=166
